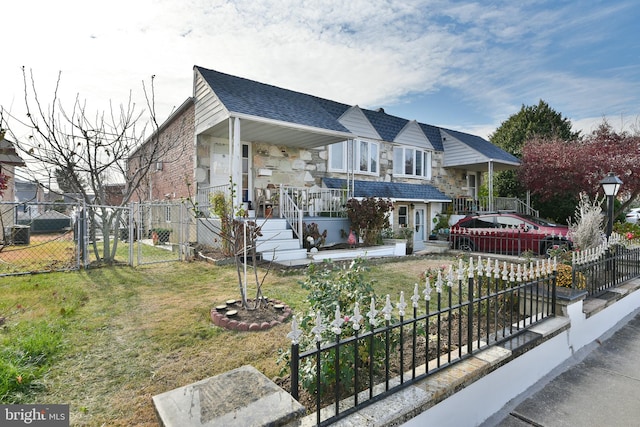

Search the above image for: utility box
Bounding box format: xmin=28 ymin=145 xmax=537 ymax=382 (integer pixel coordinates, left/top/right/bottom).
xmin=5 ymin=225 xmax=31 ymax=245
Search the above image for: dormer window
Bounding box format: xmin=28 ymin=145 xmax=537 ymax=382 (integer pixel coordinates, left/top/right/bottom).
xmin=393 ymin=147 xmax=432 ymax=179
xmin=328 ymin=139 xmax=379 ymax=175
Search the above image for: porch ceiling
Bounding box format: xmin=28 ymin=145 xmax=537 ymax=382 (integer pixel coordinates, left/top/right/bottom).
xmin=201 ymin=115 xmax=353 ymax=149
xmin=446 ymin=160 xmax=520 ymax=172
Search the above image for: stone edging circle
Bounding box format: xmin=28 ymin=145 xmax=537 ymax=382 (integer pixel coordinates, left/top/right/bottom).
xmin=210 ymin=300 xmax=292 ymax=331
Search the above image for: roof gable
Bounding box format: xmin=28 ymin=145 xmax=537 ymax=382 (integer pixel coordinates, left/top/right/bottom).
xmin=418 ymin=123 xmax=444 ymax=151
xmin=338 ymin=106 xmax=381 ymax=140
xmin=441 ymin=128 xmax=520 ymax=165
xmin=0 ymin=137 xmax=26 ymax=166
xmin=395 ymin=120 xmax=435 ymax=150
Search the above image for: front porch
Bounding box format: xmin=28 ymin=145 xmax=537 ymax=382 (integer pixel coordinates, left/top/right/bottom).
xmin=195 ymin=183 xmax=536 ymax=264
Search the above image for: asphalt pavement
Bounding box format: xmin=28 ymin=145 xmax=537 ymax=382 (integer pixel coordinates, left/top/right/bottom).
xmin=481 ymin=309 xmax=640 ymax=426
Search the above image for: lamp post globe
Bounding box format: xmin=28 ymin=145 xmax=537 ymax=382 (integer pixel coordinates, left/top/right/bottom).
xmin=599 ymin=172 xmax=623 ymax=239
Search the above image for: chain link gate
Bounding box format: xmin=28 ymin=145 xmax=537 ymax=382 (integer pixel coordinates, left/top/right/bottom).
xmin=82 ymin=204 xmax=133 ymax=267
xmin=133 ymin=202 xmax=192 ymax=266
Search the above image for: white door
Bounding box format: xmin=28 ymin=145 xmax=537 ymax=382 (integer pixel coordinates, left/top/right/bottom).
xmin=415 ymin=208 xmax=425 ymax=241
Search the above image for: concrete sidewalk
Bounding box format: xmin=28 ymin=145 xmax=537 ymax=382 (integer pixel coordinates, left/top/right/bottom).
xmin=482 ymin=309 xmax=640 ymax=427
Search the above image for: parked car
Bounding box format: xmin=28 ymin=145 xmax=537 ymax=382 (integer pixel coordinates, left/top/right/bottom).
xmin=449 ymin=212 xmax=572 ymax=256
xmin=625 ymin=208 xmax=640 ymax=224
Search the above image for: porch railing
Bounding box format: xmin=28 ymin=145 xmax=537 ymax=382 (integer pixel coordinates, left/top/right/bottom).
xmin=288 ymin=257 xmax=557 ymax=426
xmin=281 ymin=187 xmax=304 ymax=246
xmin=450 ymin=197 xmax=539 ymax=217
xmin=195 ymin=184 xmax=229 ymax=216
xmin=572 ymin=234 xmax=640 ymax=296
xmin=280 ymin=186 xmax=349 ymax=246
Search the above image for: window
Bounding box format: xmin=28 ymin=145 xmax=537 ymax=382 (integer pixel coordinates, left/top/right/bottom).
xmin=329 ymin=141 xmax=346 ymax=171
xmin=329 ymin=139 xmax=378 ymax=175
xmin=398 ymin=205 xmax=408 ymax=227
xmin=393 ymin=147 xmax=432 ymax=179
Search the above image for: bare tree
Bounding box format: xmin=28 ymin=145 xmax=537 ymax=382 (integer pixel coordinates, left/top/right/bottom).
xmin=2 ymin=68 xmax=182 ymax=264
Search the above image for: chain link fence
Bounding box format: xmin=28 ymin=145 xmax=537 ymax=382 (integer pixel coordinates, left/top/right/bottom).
xmin=0 ymin=201 xmax=196 ymax=276
xmin=1 ymin=201 xmax=82 ymax=276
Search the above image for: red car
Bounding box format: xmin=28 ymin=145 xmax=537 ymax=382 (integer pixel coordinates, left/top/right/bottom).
xmin=449 ymin=212 xmax=571 ymax=256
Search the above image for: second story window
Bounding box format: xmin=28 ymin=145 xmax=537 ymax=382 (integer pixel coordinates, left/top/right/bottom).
xmin=393 ymin=147 xmax=432 ymax=179
xmin=329 ymin=139 xmax=379 ymax=175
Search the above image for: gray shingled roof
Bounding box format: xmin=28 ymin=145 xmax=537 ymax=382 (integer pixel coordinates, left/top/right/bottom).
xmin=323 ymin=178 xmax=450 ymax=201
xmin=360 ymin=109 xmax=409 ymax=143
xmin=0 ymin=137 xmax=26 ymax=166
xmin=441 ymin=128 xmax=520 ymax=164
xmin=196 ymin=67 xmax=351 ymax=133
xmin=195 ymin=66 xmax=517 ymax=165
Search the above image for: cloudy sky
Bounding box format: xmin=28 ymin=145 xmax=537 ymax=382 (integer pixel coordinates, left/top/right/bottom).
xmin=2 ymin=0 xmax=639 ymax=144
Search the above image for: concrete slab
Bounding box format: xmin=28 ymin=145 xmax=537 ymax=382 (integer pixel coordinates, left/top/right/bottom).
xmin=152 ymin=365 xmax=305 ymax=427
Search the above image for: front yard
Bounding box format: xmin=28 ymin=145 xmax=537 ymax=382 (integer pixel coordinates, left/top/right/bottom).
xmin=0 ymin=256 xmax=450 ymax=426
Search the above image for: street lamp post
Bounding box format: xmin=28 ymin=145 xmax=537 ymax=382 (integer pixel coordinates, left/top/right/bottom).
xmin=599 ymin=172 xmax=623 ymax=239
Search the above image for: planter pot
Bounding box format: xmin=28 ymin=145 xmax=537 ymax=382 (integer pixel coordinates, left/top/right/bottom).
xmin=383 ymin=239 xmax=406 ymax=256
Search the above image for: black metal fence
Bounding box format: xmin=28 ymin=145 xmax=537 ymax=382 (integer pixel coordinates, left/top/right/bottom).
xmin=572 ymin=238 xmax=640 ymax=297
xmin=288 ymin=258 xmax=557 ymax=426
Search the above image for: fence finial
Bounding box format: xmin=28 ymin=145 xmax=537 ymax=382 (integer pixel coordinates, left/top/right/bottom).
xmin=412 ymin=283 xmax=420 ymax=308
xmin=382 ymin=295 xmax=393 ymax=321
xmin=311 ymin=312 xmax=326 ymax=342
xmin=367 ymin=297 xmax=378 ymax=327
xmin=397 ymin=291 xmax=407 ymax=317
xmin=331 ymin=306 xmax=345 ymax=335
xmin=351 ymin=302 xmax=363 ymax=331
xmin=423 ymin=277 xmax=432 ymax=301
xmin=287 ymin=316 xmax=303 ymax=344
xmin=435 ymin=270 xmax=443 ymax=293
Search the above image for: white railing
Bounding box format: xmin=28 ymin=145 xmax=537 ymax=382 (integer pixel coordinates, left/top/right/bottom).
xmin=281 ymin=188 xmax=303 ymax=246
xmin=451 ymin=197 xmax=539 ymax=217
xmin=279 ymin=186 xmax=348 ymax=246
xmin=196 ymin=184 xmax=229 ymax=216
xmin=282 ymin=186 xmax=348 ymax=218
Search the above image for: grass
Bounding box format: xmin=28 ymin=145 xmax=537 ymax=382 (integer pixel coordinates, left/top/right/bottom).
xmin=0 ymin=255 xmax=452 ymax=426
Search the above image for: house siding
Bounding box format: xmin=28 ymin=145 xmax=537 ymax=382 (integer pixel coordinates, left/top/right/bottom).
xmin=194 ymin=71 xmax=227 ymax=135
xmin=338 ymin=107 xmax=381 ymax=140
xmin=443 ymin=134 xmax=487 ymax=168
xmin=395 ymin=121 xmax=435 ymax=150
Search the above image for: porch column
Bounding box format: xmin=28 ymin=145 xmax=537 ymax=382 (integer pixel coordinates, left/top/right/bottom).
xmin=232 ymin=117 xmax=242 ymax=211
xmin=488 ymin=159 xmax=494 ymax=211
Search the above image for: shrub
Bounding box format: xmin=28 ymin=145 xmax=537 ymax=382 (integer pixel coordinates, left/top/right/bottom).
xmin=556 ymin=264 xmax=586 ymax=289
xmin=567 ymin=192 xmax=604 ymax=250
xmin=281 ymin=258 xmax=395 ymax=397
xmin=346 ymin=198 xmax=393 ymax=246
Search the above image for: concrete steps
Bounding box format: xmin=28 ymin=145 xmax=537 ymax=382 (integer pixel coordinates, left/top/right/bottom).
xmin=254 ymin=218 xmax=308 ymax=263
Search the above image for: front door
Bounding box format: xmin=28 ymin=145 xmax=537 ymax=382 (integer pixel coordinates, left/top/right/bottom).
xmin=415 ymin=208 xmax=425 ymax=241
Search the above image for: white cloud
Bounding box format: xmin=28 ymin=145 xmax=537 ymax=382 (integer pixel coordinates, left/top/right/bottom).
xmin=2 ymin=0 xmax=639 ymax=145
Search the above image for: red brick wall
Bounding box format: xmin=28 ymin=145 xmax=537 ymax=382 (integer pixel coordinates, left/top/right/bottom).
xmin=130 ymin=101 xmax=195 ymax=202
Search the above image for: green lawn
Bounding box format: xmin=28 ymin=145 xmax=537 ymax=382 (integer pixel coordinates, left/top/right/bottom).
xmin=0 ymin=256 xmax=452 ymax=426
